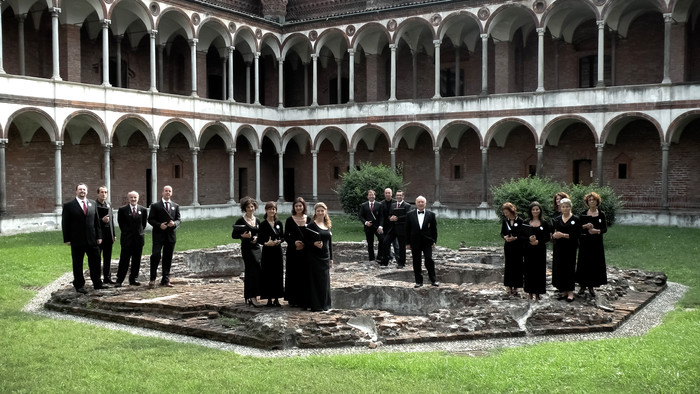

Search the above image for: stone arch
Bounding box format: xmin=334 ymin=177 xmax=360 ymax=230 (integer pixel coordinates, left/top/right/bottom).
xmin=394 ymin=122 xmax=436 ymax=149
xmin=601 ymin=112 xmax=664 ymax=146
xmin=437 ymin=120 xmax=483 ymax=148
xmin=235 ymin=125 xmax=260 ymax=150
xmin=6 ymin=107 xmax=59 ymax=143
xmin=282 ymin=127 xmax=311 ymax=154
xmin=261 ymin=127 xmax=282 ymax=154
xmin=485 ymin=118 xmax=537 ymax=148
xmin=351 ymin=124 xmax=391 ymax=151
xmin=112 ymin=114 xmax=155 ymax=147
xmin=199 ymin=121 xmax=233 ymax=150
xmin=158 ymin=118 xmax=196 ymax=149
xmin=62 ymin=110 xmax=109 ymax=146
xmin=542 ymin=115 xmax=599 ymax=146
xmin=314 ymin=126 xmax=349 ymax=152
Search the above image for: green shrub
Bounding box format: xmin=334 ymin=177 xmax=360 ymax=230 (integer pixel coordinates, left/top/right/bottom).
xmin=491 ymin=176 xmax=623 ymax=225
xmin=336 ymin=162 xmax=404 ymax=216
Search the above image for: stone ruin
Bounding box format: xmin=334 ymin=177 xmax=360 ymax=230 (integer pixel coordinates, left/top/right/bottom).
xmin=45 ymin=243 xmax=667 ymax=350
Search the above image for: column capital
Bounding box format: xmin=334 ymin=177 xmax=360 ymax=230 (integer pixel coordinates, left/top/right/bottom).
xmin=54 ymin=140 xmax=64 ymax=148
xmin=150 ymin=29 xmax=158 ymax=38
xmin=347 ymin=148 xmax=355 ymax=154
xmin=480 ymin=146 xmax=488 ymax=153
xmin=228 ymin=148 xmax=236 ymax=154
xmin=311 ymin=149 xmax=318 ymax=156
xmin=480 ymin=33 xmax=488 ymax=40
xmin=348 ymin=48 xmax=355 ymax=55
xmin=189 ymin=38 xmax=198 ymax=45
xmin=433 ymin=39 xmax=441 ymax=47
xmin=151 ymin=144 xmax=159 ymax=152
xmin=663 ymin=13 xmax=674 ymax=23
xmin=228 ymin=46 xmax=235 ymax=53
xmin=191 ymin=147 xmax=200 ymax=154
xmin=389 ymin=43 xmax=397 ymax=50
xmin=51 ymin=7 xmax=61 ymax=16
xmin=389 ymin=147 xmax=396 ymax=153
xmin=596 ymin=20 xmax=605 ymax=29
xmin=102 ymin=19 xmax=111 ymax=27
xmin=311 ymin=53 xmax=318 ymax=60
xmin=277 ymin=57 xmax=284 ymax=64
xmin=661 ymin=142 xmax=670 ymax=150
xmin=433 ymin=146 xmax=440 ymax=153
xmin=255 ymin=52 xmax=261 ymax=59
xmin=254 ymin=149 xmax=261 ymax=155
xmin=278 ymin=152 xmax=284 ymax=158
xmin=595 ymin=143 xmax=605 ymax=150
xmin=103 ymin=142 xmax=113 ymax=150
xmin=536 ymin=27 xmax=545 ymax=35
xmin=535 ymin=144 xmax=544 ymax=152
xmin=0 ymin=138 xmax=8 ymax=146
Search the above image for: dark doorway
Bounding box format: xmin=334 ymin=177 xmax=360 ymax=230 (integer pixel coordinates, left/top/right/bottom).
xmin=573 ymin=159 xmax=593 ymax=185
xmin=283 ymin=168 xmax=295 ymax=202
xmin=238 ymin=168 xmax=248 ymax=201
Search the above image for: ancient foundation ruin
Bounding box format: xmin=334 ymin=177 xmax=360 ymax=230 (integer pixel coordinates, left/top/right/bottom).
xmin=45 ymin=243 xmax=667 ymax=350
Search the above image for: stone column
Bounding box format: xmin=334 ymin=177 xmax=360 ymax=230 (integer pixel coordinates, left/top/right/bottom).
xmin=103 ymin=144 xmax=112 ymax=199
xmin=157 ymin=43 xmax=164 ymax=92
xmin=348 ymin=49 xmax=355 ymax=103
xmin=278 ymin=57 xmax=284 ymax=108
xmin=348 ymin=149 xmax=355 ymax=170
xmin=0 ymin=139 xmax=7 ymax=215
xmin=390 ymin=148 xmax=396 ymax=170
xmin=228 ymin=46 xmax=235 ymax=102
xmin=311 ymin=54 xmax=318 ymax=106
xmin=480 ymin=146 xmax=488 ymax=207
xmin=661 ymin=142 xmax=669 ymax=209
xmin=190 ymin=39 xmax=198 ymax=96
xmin=18 ymin=13 xmax=25 ymax=75
xmin=277 ymin=152 xmax=284 ymax=202
xmin=54 ymin=141 xmax=64 ymax=211
xmin=536 ymin=27 xmax=545 ymax=92
xmin=101 ymin=19 xmax=111 ymax=86
xmin=191 ymin=147 xmax=199 ymax=206
xmin=662 ymin=13 xmax=672 ymax=84
xmin=596 ymin=20 xmax=605 ymax=87
xmin=433 ymin=40 xmax=441 ymax=99
xmin=312 ymin=150 xmax=318 ymax=201
xmin=150 ymin=30 xmax=158 ymax=92
xmin=254 ymin=52 xmax=260 ymax=104
xmin=115 ymin=35 xmax=123 ymax=87
xmin=433 ymin=147 xmax=441 ymax=205
xmin=228 ymin=148 xmax=236 ymax=203
xmin=255 ymin=149 xmax=261 ymax=201
xmin=389 ymin=44 xmax=397 ymax=101
xmin=536 ymin=144 xmax=543 ymax=176
xmin=51 ymin=7 xmax=62 ymax=81
xmin=595 ymin=143 xmax=604 ymax=184
xmin=481 ymin=33 xmax=488 ymax=95
xmin=151 ymin=145 xmax=158 ymax=204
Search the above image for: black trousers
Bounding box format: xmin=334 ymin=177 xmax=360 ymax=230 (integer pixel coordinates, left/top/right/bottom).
xmin=381 ymin=231 xmax=404 ymax=266
xmin=71 ymin=244 xmax=102 ymax=289
xmin=117 ymin=241 xmax=143 ymax=283
xmin=364 ymin=227 xmax=383 ymax=261
xmin=99 ymin=239 xmax=114 ymax=280
xmin=411 ymin=244 xmax=436 ymax=285
xmin=150 ymin=238 xmax=175 ymax=283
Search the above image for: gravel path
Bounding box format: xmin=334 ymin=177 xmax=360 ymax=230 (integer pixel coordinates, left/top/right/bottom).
xmin=23 ymin=272 xmax=687 ymax=358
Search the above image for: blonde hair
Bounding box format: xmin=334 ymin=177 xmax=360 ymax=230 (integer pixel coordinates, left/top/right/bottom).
xmin=313 ymin=202 xmax=332 ymax=228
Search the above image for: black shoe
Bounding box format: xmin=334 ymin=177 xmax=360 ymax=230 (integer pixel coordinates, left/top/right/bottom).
xmin=76 ymin=288 xmax=88 ymax=294
xmin=114 ymin=282 xmax=123 ymax=288
xmin=566 ymin=296 xmax=575 ymax=303
xmin=266 ymin=299 xmax=273 ymax=307
xmin=397 ymin=264 xmax=405 ymax=269
xmin=103 ymin=278 xmax=115 ymax=284
xmin=273 ymin=299 xmax=282 ymax=307
xmin=130 ymin=281 xmax=141 ymax=286
xmin=414 ymin=283 xmax=423 ymax=288
xmin=431 ymin=281 xmax=440 ymax=287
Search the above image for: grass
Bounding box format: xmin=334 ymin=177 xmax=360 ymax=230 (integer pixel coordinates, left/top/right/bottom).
xmin=1 ymin=216 xmax=699 ymax=392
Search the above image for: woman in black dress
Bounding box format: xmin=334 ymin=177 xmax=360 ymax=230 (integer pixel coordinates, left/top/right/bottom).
xmin=284 ymin=197 xmax=310 ymax=308
xmin=231 ymin=196 xmax=262 ymax=307
xmin=258 ymin=201 xmax=284 ymax=307
xmin=576 ymin=192 xmax=608 ymax=296
xmin=306 ymin=202 xmax=333 ymax=312
xmin=500 ymin=202 xmax=524 ymax=296
xmin=522 ymin=201 xmax=550 ymax=301
xmin=552 ymin=198 xmax=580 ymax=302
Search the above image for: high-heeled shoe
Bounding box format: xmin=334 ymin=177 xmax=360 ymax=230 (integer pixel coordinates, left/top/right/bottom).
xmin=246 ymin=298 xmax=260 ymax=308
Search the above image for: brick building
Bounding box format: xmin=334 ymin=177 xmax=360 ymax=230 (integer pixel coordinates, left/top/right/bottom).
xmin=0 ymin=0 xmax=699 ymax=232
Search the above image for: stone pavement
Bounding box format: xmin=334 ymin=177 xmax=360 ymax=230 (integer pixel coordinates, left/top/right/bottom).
xmin=43 ymin=243 xmax=668 ymax=351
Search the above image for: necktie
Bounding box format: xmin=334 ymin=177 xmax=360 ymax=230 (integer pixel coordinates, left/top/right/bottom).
xmin=82 ymin=200 xmax=87 ymax=215
xmin=132 ymin=206 xmax=136 ymax=218
xmin=396 ymin=202 xmax=400 ymax=209
xmin=165 ymin=202 xmax=170 ymax=212
xmin=370 ymin=202 xmax=373 ymax=212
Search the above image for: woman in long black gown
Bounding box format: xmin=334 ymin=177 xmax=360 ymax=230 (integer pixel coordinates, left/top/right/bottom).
xmin=576 ymin=192 xmax=608 ymax=296
xmin=522 ymin=201 xmax=550 ymax=301
xmin=306 ymin=202 xmax=333 ymax=312
xmin=552 ymin=198 xmax=580 ymax=302
xmin=500 ymin=202 xmax=524 ymax=296
xmin=231 ymin=196 xmax=262 ymax=307
xmin=258 ymin=201 xmax=284 ymax=307
xmin=284 ymin=197 xmax=310 ymax=308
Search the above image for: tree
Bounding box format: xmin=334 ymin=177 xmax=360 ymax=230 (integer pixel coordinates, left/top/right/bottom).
xmin=336 ymin=163 xmax=404 ymax=216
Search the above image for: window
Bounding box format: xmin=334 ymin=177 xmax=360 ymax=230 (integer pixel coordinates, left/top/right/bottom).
xmin=528 ymin=164 xmax=537 ymax=177
xmin=453 ymin=165 xmax=461 ymax=179
xmin=173 ymin=164 xmax=181 ymax=179
xmin=618 ymin=163 xmax=627 ymax=179
xmin=334 ymin=166 xmax=340 ymax=179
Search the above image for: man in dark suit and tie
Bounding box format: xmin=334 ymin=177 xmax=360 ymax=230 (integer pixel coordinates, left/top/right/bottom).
xmin=62 ymin=183 xmax=105 ymax=293
xmin=382 ymin=189 xmax=412 ymax=268
xmin=405 ymin=195 xmax=439 ymax=288
xmin=147 ymin=185 xmax=181 ymax=287
xmin=358 ymin=189 xmax=384 ymax=262
xmin=379 ymin=188 xmax=396 ymax=266
xmin=95 ymin=186 xmax=116 ymax=284
xmin=115 ymin=191 xmax=148 ymax=287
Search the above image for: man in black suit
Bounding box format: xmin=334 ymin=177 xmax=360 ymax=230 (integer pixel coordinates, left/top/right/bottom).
xmin=147 ymin=185 xmax=181 ymax=287
xmin=379 ymin=188 xmax=396 ymax=266
xmin=405 ymin=195 xmax=439 ymax=287
xmin=95 ymin=186 xmax=116 ymax=284
xmin=358 ymin=189 xmax=384 ymax=262
xmin=115 ymin=191 xmax=148 ymax=287
xmin=382 ymin=190 xmax=412 ymax=268
xmin=62 ymin=183 xmax=105 ymax=293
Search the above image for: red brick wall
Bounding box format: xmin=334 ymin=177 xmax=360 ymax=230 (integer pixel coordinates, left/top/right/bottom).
xmin=668 ymin=120 xmax=700 ymax=208
xmin=487 ymin=127 xmax=536 ymax=197
xmin=615 ymin=13 xmax=664 ymax=85
xmin=198 ymin=135 xmax=231 ymax=204
xmin=6 ymin=126 xmax=56 ymax=213
xmin=542 ymin=124 xmax=596 ymax=183
xmin=110 ymin=132 xmax=151 ymax=207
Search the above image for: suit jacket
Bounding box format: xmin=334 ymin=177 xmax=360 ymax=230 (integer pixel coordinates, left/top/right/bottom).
xmin=147 ymin=200 xmax=181 ymax=243
xmin=62 ymin=198 xmax=103 ymax=246
xmin=380 ymin=199 xmax=395 ymax=232
xmin=358 ymin=200 xmax=384 ymax=231
xmin=388 ymin=200 xmax=412 ymax=236
xmin=405 ymin=209 xmax=438 ymax=249
xmin=96 ymin=199 xmax=115 ymax=242
xmin=118 ymin=204 xmax=148 ymax=247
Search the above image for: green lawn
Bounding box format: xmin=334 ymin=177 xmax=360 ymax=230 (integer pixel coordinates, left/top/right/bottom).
xmin=1 ymin=216 xmax=699 ymax=393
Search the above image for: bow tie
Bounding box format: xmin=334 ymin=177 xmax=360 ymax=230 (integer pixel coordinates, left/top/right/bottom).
xmin=418 ymin=211 xmax=424 ymax=214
